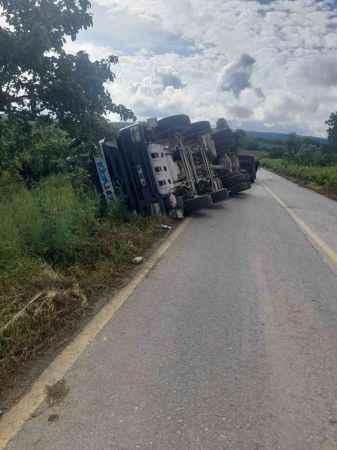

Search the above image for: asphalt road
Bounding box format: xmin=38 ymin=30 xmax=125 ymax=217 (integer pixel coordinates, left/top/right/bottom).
xmin=6 ymin=169 xmax=337 ymax=450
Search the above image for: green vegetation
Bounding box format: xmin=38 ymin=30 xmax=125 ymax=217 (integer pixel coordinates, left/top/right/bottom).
xmin=240 ymin=130 xmax=330 ymax=159
xmin=0 ymin=0 xmax=135 ymax=133
xmin=255 ymin=113 xmax=337 ymax=197
xmin=0 ymin=169 xmax=166 ymax=386
xmin=260 ymin=158 xmax=337 ymax=194
xmin=0 ymin=175 xmax=98 ymax=272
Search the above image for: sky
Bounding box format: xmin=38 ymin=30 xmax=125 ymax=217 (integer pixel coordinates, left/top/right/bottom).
xmin=64 ymin=1 xmax=337 ymax=136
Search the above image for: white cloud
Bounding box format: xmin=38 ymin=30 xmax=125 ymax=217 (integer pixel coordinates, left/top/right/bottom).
xmin=68 ymin=0 xmax=337 ymax=136
xmin=300 ymin=55 xmax=337 ymax=86
xmin=218 ymin=54 xmax=257 ymax=97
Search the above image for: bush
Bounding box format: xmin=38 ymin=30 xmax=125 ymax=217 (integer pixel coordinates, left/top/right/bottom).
xmin=0 ymin=119 xmax=71 ymax=184
xmin=102 ymin=199 xmax=130 ymax=224
xmin=0 ymin=175 xmax=99 ymax=271
xmin=0 ymin=212 xmax=23 ymax=273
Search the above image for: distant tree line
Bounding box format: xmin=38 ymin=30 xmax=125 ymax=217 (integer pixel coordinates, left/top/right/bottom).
xmin=239 ymin=113 xmax=337 ymax=167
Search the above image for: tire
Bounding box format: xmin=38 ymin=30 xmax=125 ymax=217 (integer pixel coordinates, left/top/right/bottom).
xmin=229 ymin=181 xmax=251 ymax=194
xmin=212 ymin=129 xmax=234 ymax=146
xmin=240 ymin=171 xmax=251 ymax=183
xmin=183 ymin=195 xmax=212 ymax=214
xmin=212 ymin=129 xmax=238 ymax=156
xmin=211 ymin=189 xmax=229 ymax=203
xmin=221 ymin=173 xmax=247 ymax=188
xmin=184 ymin=121 xmax=212 ymax=140
xmin=157 ymin=115 xmax=191 ymax=135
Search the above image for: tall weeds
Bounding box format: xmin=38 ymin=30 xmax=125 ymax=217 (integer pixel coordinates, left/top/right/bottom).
xmin=0 ymin=175 xmax=99 ymax=272
xmin=261 ymin=158 xmax=337 ymax=193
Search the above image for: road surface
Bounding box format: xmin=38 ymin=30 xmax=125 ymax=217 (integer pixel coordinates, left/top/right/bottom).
xmin=5 ymin=169 xmax=337 ymax=449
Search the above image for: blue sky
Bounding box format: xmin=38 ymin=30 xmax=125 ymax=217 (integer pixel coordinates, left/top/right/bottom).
xmin=66 ymin=0 xmax=337 ymax=136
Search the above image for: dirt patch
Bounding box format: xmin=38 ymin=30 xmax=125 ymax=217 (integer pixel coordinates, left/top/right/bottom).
xmin=46 ymin=380 xmax=69 ymax=407
xmin=48 ymin=414 xmax=60 ymax=423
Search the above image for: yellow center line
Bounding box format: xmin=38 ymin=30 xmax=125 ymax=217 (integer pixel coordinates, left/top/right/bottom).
xmin=264 ymin=183 xmax=337 ymax=267
xmin=0 ymin=218 xmax=191 ymax=450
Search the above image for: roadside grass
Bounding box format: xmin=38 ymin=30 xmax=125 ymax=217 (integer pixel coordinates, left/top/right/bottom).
xmin=0 ymin=175 xmax=167 ymax=390
xmin=260 ymin=158 xmax=337 ymax=195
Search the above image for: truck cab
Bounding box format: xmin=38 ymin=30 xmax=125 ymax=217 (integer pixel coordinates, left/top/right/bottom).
xmin=117 ymin=117 xmax=212 ymax=217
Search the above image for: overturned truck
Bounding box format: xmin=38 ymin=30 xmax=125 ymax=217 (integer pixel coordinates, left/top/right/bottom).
xmin=96 ymin=115 xmax=252 ymax=218
xmin=101 ymin=115 xmax=214 ymax=218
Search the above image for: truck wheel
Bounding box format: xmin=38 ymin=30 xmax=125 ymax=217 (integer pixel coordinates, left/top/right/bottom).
xmin=212 ymin=129 xmax=234 ymax=146
xmin=211 ymin=189 xmax=229 ymax=203
xmin=184 ymin=121 xmax=212 ymax=139
xmin=184 ymin=195 xmax=212 ymax=214
xmin=229 ymin=182 xmax=251 ymax=194
xmin=221 ymin=173 xmax=245 ymax=188
xmin=157 ymin=115 xmax=191 ymax=134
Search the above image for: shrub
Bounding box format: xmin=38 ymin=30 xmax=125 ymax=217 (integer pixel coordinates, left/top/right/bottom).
xmin=34 ymin=176 xmax=99 ymax=265
xmin=103 ymin=199 xmax=130 ymax=224
xmin=0 ymin=119 xmax=71 ymax=184
xmin=0 ymin=212 xmax=23 ymax=273
xmin=0 ymin=174 xmax=100 ymax=271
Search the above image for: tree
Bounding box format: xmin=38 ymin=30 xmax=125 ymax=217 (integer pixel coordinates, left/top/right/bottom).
xmin=295 ymin=143 xmax=321 ymax=165
xmin=326 ymin=112 xmax=337 ymax=151
xmin=0 ymin=116 xmax=73 ymax=183
xmin=0 ymin=0 xmax=135 ymax=131
xmin=287 ymin=133 xmax=301 ymax=156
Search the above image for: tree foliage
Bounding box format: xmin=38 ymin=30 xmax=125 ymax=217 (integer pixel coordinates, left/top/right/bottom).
xmin=287 ymin=133 xmax=301 ymax=155
xmin=0 ymin=117 xmax=72 ymax=184
xmin=326 ymin=112 xmax=337 ymax=151
xmin=0 ymin=0 xmax=135 ymax=131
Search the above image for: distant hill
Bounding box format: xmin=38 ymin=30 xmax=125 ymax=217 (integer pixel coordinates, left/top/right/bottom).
xmin=246 ymin=131 xmax=327 ymax=145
